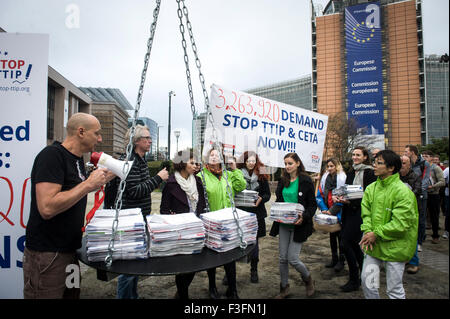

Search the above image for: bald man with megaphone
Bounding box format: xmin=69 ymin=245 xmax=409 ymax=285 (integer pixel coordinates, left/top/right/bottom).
xmin=23 ymin=112 xmax=117 ymax=299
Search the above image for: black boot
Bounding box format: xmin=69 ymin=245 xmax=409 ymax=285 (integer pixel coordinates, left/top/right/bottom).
xmin=209 ymin=287 xmax=221 ymax=299
xmin=250 ymin=260 xmax=259 ymax=283
xmin=325 ymin=255 xmax=338 ymax=268
xmin=340 ymin=279 xmax=360 ymax=292
xmin=334 ymin=254 xmax=345 ymax=273
xmin=222 ymin=274 xmax=228 ymax=286
xmin=225 ymin=288 xmax=240 ymax=299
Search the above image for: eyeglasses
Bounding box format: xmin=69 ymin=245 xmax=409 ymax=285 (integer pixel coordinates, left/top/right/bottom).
xmin=140 ymin=136 xmax=152 ymax=141
xmin=373 ymin=161 xmax=386 ymax=166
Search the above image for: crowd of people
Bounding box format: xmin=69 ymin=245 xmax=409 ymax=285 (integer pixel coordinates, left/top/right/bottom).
xmin=23 ymin=113 xmax=449 ymax=300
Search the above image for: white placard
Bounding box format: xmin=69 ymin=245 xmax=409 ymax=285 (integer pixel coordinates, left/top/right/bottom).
xmin=203 ymin=84 xmax=328 ymax=172
xmin=0 ymin=33 xmax=49 ymax=298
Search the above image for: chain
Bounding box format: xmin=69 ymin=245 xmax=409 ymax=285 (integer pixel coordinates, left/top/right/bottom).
xmin=105 ymin=0 xmax=162 ymax=268
xmin=177 ymin=0 xmax=246 ymax=249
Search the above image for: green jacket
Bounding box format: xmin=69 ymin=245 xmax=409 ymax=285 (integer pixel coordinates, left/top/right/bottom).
xmin=361 ymin=173 xmax=418 ymax=262
xmin=198 ymin=167 xmax=246 ymax=212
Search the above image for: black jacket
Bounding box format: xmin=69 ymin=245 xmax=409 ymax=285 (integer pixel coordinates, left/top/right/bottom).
xmin=269 ymin=174 xmax=317 ymax=243
xmin=340 ymin=168 xmax=376 ymax=241
xmin=160 ymin=174 xmax=206 ymax=216
xmin=237 ymin=178 xmax=271 ymax=238
xmin=400 ymin=169 xmax=421 ymax=199
xmin=236 ymin=179 xmax=271 ymax=220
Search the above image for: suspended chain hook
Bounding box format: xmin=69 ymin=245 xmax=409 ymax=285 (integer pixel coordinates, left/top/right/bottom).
xmin=176 ymin=0 xmax=247 ymax=249
xmin=105 ymin=0 xmax=162 ymax=268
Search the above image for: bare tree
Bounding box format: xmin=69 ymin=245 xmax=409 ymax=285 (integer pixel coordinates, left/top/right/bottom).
xmin=324 ymin=111 xmax=379 ymax=163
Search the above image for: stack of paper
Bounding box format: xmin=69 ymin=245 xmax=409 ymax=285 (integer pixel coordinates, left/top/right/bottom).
xmin=200 ymin=208 xmax=257 ymax=252
xmin=269 ymin=202 xmax=304 ymax=224
xmin=85 ymin=208 xmax=148 ymax=262
xmin=314 ymin=213 xmax=339 ymax=225
xmin=146 ymin=213 xmax=205 ymax=257
xmin=234 ymin=190 xmax=259 ymax=207
xmin=332 ymin=185 xmax=364 ymax=199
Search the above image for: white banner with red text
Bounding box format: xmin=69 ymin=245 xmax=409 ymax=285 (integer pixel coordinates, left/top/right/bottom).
xmin=202 ymin=84 xmax=328 ymax=173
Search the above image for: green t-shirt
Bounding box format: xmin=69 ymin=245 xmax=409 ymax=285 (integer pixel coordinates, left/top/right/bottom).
xmin=281 ymin=177 xmax=299 ymax=228
xmin=282 ymin=177 xmax=299 ymax=203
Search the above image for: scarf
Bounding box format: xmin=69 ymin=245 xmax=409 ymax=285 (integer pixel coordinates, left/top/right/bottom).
xmin=352 ymin=163 xmax=373 ymax=186
xmin=323 ymin=173 xmax=337 ymax=201
xmin=241 ymin=168 xmax=259 ymax=191
xmin=206 ymin=164 xmax=223 ymax=179
xmin=174 ymin=171 xmax=199 ymax=213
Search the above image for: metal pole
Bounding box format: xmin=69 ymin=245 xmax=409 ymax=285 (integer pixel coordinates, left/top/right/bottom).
xmin=157 ymin=125 xmax=162 ymax=160
xmin=168 ymin=91 xmax=175 ymax=160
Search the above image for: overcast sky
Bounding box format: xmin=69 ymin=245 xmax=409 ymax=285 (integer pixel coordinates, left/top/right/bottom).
xmin=1 ymin=0 xmax=448 ymax=152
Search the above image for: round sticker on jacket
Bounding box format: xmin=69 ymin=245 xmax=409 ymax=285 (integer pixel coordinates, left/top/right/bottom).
xmin=298 ymin=192 xmax=303 ymax=196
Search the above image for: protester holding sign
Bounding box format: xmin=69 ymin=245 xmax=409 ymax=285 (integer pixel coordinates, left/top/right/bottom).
xmin=334 ymin=146 xmax=376 ymax=293
xmin=198 ymin=148 xmax=246 ymax=299
xmin=23 ymin=113 xmax=115 ymax=299
xmin=269 ymin=153 xmax=317 ymax=298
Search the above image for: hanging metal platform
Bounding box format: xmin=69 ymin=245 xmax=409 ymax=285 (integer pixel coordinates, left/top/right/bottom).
xmin=77 ymin=237 xmax=255 ymax=281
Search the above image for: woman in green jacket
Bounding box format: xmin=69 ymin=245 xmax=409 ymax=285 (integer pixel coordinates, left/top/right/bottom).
xmin=199 ymin=148 xmax=246 ymax=299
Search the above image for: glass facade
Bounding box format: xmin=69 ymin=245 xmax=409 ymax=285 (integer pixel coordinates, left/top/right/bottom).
xmin=425 ymin=55 xmax=449 ymax=143
xmin=128 ymin=117 xmax=159 ymax=160
xmin=192 ymin=112 xmax=207 ymax=159
xmin=245 ymin=75 xmax=313 ymax=110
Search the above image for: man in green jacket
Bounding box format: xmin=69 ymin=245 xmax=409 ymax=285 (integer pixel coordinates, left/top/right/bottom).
xmin=359 ymin=150 xmax=418 ymax=299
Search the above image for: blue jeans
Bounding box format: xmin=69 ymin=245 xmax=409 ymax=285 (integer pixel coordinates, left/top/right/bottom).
xmin=408 ymin=244 xmax=419 ymax=266
xmin=117 ymin=274 xmax=139 ymax=299
xmin=278 ymin=225 xmax=310 ymax=287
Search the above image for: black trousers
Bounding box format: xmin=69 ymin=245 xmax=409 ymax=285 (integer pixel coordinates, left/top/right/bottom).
xmin=175 ymin=272 xmax=196 ymax=299
xmin=428 ymin=194 xmax=441 ymax=239
xmin=329 ymin=230 xmax=344 ymax=259
xmin=341 ymin=212 xmax=364 ymax=283
xmin=208 ymin=261 xmax=237 ymax=292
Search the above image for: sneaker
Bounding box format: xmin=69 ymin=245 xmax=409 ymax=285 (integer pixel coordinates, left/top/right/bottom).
xmin=406 ymin=265 xmax=419 ymax=274
xmin=418 ymin=244 xmax=422 ymax=252
xmin=442 ymin=231 xmax=448 ymax=239
xmin=432 ymin=238 xmax=439 ymax=244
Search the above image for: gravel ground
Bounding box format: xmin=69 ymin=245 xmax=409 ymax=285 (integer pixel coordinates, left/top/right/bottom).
xmin=79 ymin=192 xmax=449 ymax=300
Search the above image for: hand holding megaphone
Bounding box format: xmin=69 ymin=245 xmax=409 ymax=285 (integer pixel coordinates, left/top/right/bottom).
xmin=85 ymin=167 xmax=108 ymax=192
xmin=90 ymin=152 xmax=134 ymax=181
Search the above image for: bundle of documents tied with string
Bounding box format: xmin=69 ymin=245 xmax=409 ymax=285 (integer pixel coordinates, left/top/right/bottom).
xmin=146 ymin=213 xmax=205 ymax=257
xmin=332 ymin=185 xmax=364 ymax=200
xmin=200 ymin=208 xmax=258 ymax=252
xmin=85 ymin=208 xmax=148 ymax=262
xmin=234 ymin=190 xmax=259 ymax=207
xmin=269 ymin=202 xmax=304 ymax=224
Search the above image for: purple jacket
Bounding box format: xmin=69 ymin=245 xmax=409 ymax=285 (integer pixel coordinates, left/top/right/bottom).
xmin=160 ymin=174 xmax=207 ymax=216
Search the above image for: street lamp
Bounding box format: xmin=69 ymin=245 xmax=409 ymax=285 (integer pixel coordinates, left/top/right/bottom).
xmin=168 ymin=91 xmax=176 ymax=160
xmin=174 ymin=130 xmax=181 ymax=154
xmin=157 ymin=125 xmax=163 ymax=160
